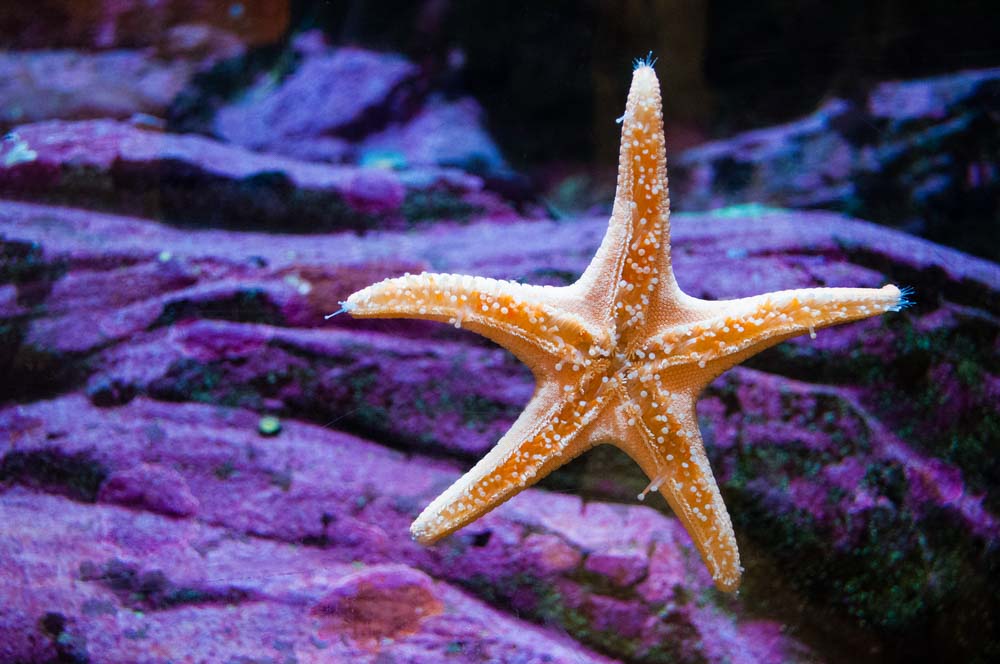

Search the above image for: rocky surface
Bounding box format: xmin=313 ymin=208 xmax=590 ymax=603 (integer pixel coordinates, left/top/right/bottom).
xmin=1 ymin=406 xmax=629 ymax=664
xmin=0 ymin=50 xmax=199 ymax=129
xmin=211 ymin=46 xmax=421 ymax=160
xmin=0 ymin=119 xmax=516 ymax=232
xmin=0 ymin=394 xmax=791 ymax=664
xmin=672 ymin=67 xmax=1000 ymax=263
xmin=2 ymin=193 xmax=998 ymax=662
xmin=0 ymin=3 xmax=275 ymax=131
xmin=0 ymin=37 xmax=524 ymax=235
xmin=174 ymin=33 xmax=512 ymax=180
xmin=1 ymin=19 xmax=998 ymax=661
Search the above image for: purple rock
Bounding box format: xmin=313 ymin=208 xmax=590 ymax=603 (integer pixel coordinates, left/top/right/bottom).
xmin=1 ymin=190 xmax=997 ymax=660
xmin=521 ymin=532 xmax=582 ymax=575
xmin=0 ymin=487 xmax=622 ymax=663
xmin=672 ymin=67 xmax=1000 ymax=261
xmin=0 ymin=50 xmax=196 ymax=128
xmin=208 ymin=39 xmax=510 ymax=177
xmin=97 ymin=463 xmax=200 ymax=517
xmin=341 ymin=167 xmax=407 ymax=215
xmin=214 ymin=46 xmax=420 ymax=153
xmin=360 ymin=96 xmax=508 ymax=174
xmin=867 ymin=68 xmax=1000 ymax=122
xmin=0 ymin=395 xmax=803 ymax=663
xmin=309 ymin=565 xmax=442 ymax=644
xmin=0 ymin=120 xmax=515 ymax=231
xmin=17 ymin=12 xmax=1000 ymax=663
xmin=584 ymin=550 xmax=648 ymax=587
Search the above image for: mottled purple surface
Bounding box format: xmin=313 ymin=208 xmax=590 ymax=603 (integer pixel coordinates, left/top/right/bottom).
xmin=209 ymin=36 xmax=509 ymax=177
xmin=0 ymin=50 xmax=197 ymax=128
xmin=213 ymin=45 xmax=420 ymax=155
xmin=1 ymin=394 xmax=793 ymax=664
xmin=672 ymin=67 xmax=1000 ymax=262
xmin=0 ymin=119 xmax=516 ymax=231
xmin=359 ymin=96 xmax=508 ymax=174
xmin=1 ymin=32 xmax=999 ymax=663
xmin=2 ymin=189 xmax=998 ymax=662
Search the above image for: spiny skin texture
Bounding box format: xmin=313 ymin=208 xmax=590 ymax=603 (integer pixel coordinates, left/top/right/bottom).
xmin=343 ymin=66 xmax=904 ymax=592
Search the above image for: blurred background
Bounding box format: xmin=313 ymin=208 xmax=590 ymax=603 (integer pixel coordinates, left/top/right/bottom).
xmin=2 ymin=0 xmax=998 ymax=256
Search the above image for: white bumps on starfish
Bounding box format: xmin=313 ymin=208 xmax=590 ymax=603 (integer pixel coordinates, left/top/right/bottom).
xmin=343 ymin=64 xmax=904 ymax=592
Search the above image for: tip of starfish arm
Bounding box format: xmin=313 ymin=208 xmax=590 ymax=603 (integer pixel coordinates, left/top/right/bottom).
xmin=891 ymin=285 xmax=916 ymax=311
xmin=633 ymin=51 xmax=658 ymax=70
xmin=326 ymin=302 xmax=356 ymax=320
xmin=628 ymin=58 xmax=662 ymax=103
xmin=410 ymin=519 xmax=442 ymax=545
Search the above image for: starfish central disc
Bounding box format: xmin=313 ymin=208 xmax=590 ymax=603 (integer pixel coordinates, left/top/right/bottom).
xmin=342 ymin=64 xmax=905 ymax=592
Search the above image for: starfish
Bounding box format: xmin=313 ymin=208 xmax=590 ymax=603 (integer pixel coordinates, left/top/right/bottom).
xmin=340 ymin=63 xmax=906 ymax=591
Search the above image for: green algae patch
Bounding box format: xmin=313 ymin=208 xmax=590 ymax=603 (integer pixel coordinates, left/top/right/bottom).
xmin=402 ymin=189 xmax=480 ymax=224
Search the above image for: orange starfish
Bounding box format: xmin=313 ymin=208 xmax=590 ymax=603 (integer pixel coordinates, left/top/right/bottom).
xmin=341 ymin=63 xmax=905 ymax=591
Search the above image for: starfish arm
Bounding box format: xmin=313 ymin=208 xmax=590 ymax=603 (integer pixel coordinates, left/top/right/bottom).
xmin=575 ymin=65 xmax=678 ymax=342
xmin=344 ymin=272 xmax=608 ymax=371
xmin=646 ymin=284 xmax=905 ymax=381
xmin=613 ymin=387 xmax=741 ymax=592
xmin=410 ymin=376 xmax=606 ymax=543
xmin=336 ymin=62 xmax=908 ymax=592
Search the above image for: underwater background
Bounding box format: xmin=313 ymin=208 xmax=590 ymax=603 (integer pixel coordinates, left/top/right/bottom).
xmin=1 ymin=2 xmax=998 ymax=662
